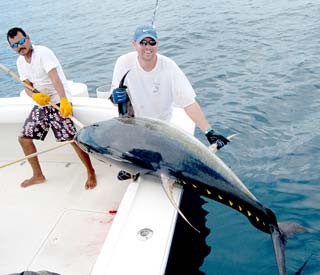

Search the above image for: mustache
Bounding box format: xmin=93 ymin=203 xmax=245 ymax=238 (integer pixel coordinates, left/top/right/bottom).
xmin=18 ymin=47 xmax=26 ymax=53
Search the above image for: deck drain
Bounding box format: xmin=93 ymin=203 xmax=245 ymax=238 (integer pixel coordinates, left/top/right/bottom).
xmin=136 ymin=228 xmax=153 ymax=241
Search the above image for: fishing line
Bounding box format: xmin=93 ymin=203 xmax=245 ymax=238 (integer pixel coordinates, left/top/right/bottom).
xmin=151 ymin=0 xmax=160 ymax=28
xmin=0 ymin=140 xmax=74 ymax=169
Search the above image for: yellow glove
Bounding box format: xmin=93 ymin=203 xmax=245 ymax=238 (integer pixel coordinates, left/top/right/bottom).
xmin=59 ymin=97 xmax=73 ymax=118
xmin=31 ymin=92 xmax=51 ymax=106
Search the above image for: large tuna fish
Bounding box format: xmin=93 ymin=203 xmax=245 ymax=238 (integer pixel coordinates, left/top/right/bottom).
xmin=75 ymin=117 xmax=306 ymax=275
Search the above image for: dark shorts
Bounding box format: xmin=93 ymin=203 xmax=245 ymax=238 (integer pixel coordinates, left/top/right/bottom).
xmin=20 ymin=105 xmax=77 ymax=142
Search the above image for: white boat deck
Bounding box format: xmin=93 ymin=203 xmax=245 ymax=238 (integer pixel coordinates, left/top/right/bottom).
xmin=0 ymin=158 xmax=127 ymax=274
xmin=0 ymin=96 xmax=195 ymax=275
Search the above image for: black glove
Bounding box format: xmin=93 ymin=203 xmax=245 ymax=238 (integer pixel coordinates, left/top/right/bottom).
xmin=205 ymin=129 xmax=230 ymax=150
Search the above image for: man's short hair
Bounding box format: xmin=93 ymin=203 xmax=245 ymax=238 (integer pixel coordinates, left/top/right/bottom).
xmin=7 ymin=27 xmax=27 ymax=42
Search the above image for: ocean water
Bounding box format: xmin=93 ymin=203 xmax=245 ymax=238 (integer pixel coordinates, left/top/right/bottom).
xmin=0 ymin=0 xmax=319 ymax=274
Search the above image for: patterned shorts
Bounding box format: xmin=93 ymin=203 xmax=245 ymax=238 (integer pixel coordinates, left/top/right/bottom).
xmin=20 ymin=105 xmax=77 ymax=142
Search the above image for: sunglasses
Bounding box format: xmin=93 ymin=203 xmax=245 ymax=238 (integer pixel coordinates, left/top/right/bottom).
xmin=10 ymin=37 xmax=26 ymax=48
xmin=139 ymin=39 xmax=157 ymax=46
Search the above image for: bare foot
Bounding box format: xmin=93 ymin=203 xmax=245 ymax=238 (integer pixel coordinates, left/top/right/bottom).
xmin=85 ymin=172 xmax=97 ymax=190
xmin=21 ymin=176 xmax=46 ymax=188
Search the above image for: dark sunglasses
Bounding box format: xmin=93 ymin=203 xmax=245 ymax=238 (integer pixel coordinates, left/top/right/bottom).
xmin=139 ymin=39 xmax=157 ymax=46
xmin=10 ymin=37 xmax=26 ymax=48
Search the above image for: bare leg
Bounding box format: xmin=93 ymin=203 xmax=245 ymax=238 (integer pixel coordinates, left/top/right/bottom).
xmin=71 ymin=143 xmax=97 ymax=190
xmin=18 ymin=137 xmax=46 ymax=188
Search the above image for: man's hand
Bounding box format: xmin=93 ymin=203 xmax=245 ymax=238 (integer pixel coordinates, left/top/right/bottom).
xmin=59 ymin=97 xmax=72 ymax=118
xmin=112 ymin=88 xmax=127 ymax=104
xmin=205 ymin=129 xmax=230 ymax=150
xmin=31 ymin=92 xmax=50 ymax=106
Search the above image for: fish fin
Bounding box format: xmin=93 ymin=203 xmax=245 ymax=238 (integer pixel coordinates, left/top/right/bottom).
xmin=160 ymin=172 xmax=200 ymax=233
xmin=278 ymin=222 xmax=308 ymax=239
xmin=295 ymin=254 xmax=313 ymax=275
xmin=270 ymin=225 xmax=287 ymax=275
xmin=209 ymin=133 xmax=239 ymax=153
xmin=270 ymin=222 xmax=307 ymax=275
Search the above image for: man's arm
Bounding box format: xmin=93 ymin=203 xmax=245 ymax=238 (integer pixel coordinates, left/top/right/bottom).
xmin=184 ymin=101 xmax=230 ymax=149
xmin=22 ymin=79 xmax=34 ymax=97
xmin=183 ymin=101 xmax=210 ymax=132
xmin=48 ymin=68 xmax=67 ymax=98
xmin=48 ymin=68 xmax=72 ymax=118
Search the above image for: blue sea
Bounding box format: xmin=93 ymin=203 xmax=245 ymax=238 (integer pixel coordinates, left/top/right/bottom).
xmin=0 ymin=0 xmax=319 ymax=274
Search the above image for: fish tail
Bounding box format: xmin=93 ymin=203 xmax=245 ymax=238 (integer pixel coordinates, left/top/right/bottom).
xmin=270 ymin=221 xmax=307 ymax=275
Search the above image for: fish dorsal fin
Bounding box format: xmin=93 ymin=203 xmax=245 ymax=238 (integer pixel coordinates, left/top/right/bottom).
xmin=160 ymin=172 xmax=200 ymax=233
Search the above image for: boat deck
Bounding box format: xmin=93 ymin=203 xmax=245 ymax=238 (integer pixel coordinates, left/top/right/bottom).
xmin=0 ymin=131 xmax=129 ymax=274
xmin=0 ymin=96 xmax=194 ymax=275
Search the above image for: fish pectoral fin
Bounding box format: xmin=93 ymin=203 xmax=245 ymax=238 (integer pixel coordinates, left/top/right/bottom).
xmin=160 ymin=172 xmax=200 ymax=233
xmin=209 ymin=133 xmax=239 ymax=153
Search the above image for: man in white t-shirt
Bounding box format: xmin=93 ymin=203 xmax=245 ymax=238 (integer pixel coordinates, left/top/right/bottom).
xmin=7 ymin=27 xmax=96 ymax=189
xmin=110 ymin=25 xmax=229 ymax=150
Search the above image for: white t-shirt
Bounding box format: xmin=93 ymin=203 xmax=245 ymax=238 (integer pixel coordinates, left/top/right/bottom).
xmin=17 ymin=45 xmax=71 ymax=104
xmin=111 ymin=52 xmax=196 ymax=121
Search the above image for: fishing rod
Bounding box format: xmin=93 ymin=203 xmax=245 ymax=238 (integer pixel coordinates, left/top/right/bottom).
xmin=151 ymin=0 xmax=160 ymax=28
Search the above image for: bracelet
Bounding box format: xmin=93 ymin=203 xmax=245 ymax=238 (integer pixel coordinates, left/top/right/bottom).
xmin=204 ymin=127 xmax=213 ymax=135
